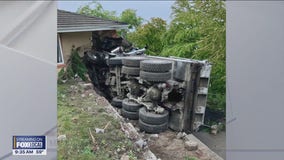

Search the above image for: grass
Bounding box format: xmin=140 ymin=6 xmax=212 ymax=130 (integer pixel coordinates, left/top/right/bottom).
xmin=57 ymin=82 xmax=141 ymax=160
xmin=184 ymin=156 xmax=199 ymax=160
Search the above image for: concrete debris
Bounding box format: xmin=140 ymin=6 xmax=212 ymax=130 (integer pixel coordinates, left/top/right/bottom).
xmin=95 ymin=128 xmax=105 ymax=134
xmin=71 ymin=117 xmax=78 ymax=123
xmin=117 ymin=109 xmax=122 ymax=115
xmin=117 ymin=147 xmax=126 ymax=153
xmin=57 ymin=135 xmax=66 ymax=141
xmin=81 ymin=94 xmax=86 ymax=98
xmin=135 ymin=127 xmax=140 ymax=131
xmin=74 ymin=74 xmax=83 ymax=82
xmin=185 ymin=140 xmax=198 ymax=151
xmin=143 ymin=149 xmax=158 ymax=160
xmin=155 ymin=106 xmax=165 ymax=114
xmin=79 ymin=83 xmax=93 ymax=90
xmin=61 ymin=79 xmax=67 ymax=83
xmin=70 ymin=85 xmax=78 ymax=90
xmin=176 ymin=132 xmax=187 ymax=139
xmin=120 ymin=153 xmax=130 ymax=160
xmin=135 ymin=139 xmax=147 ymax=149
xmin=211 ymin=129 xmax=218 ymax=135
xmin=149 ymin=134 xmax=159 ymax=139
xmin=211 ymin=125 xmax=218 ymax=135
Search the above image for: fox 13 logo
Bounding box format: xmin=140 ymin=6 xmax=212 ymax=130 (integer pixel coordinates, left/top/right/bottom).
xmin=12 ymin=136 xmax=46 ymax=155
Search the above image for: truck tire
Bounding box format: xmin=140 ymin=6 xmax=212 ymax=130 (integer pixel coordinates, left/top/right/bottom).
xmin=121 ymin=108 xmax=139 ymax=120
xmin=122 ymin=98 xmax=142 ymax=112
xmin=139 ymin=107 xmax=169 ymax=125
xmin=140 ymin=71 xmax=171 ymax=82
xmin=111 ymin=97 xmax=123 ymax=108
xmin=122 ymin=66 xmax=140 ymax=76
xmin=108 ymin=57 xmax=123 ymax=66
xmin=140 ymin=60 xmax=172 ymax=72
xmin=122 ymin=56 xmax=147 ymax=67
xmin=138 ymin=120 xmax=168 ymax=133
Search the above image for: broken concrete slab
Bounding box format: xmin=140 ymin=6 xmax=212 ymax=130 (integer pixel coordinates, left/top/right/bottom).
xmin=185 ymin=140 xmax=198 ymax=151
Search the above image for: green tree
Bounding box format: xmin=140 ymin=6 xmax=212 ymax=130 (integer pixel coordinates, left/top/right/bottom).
xmin=161 ymin=0 xmax=202 ymax=58
xmin=77 ymin=1 xmax=143 ymax=34
xmin=120 ymin=9 xmax=143 ymax=30
xmin=167 ymin=0 xmax=226 ymax=112
xmin=77 ymin=1 xmax=118 ymax=20
xmin=127 ymin=18 xmax=167 ymax=55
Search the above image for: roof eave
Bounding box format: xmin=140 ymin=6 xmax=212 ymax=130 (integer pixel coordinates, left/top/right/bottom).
xmin=57 ymin=25 xmax=129 ymax=33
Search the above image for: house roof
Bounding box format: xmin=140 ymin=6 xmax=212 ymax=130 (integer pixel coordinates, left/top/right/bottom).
xmin=58 ymin=9 xmax=129 ymax=33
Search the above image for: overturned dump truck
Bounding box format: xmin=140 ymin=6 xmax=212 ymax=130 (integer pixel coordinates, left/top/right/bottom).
xmin=83 ymin=39 xmax=211 ymax=134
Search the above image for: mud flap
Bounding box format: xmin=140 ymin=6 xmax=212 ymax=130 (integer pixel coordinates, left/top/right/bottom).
xmin=168 ymin=109 xmax=184 ymax=131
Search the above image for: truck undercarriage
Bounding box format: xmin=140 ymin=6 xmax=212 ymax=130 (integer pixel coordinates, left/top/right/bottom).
xmin=83 ymin=37 xmax=212 ymax=134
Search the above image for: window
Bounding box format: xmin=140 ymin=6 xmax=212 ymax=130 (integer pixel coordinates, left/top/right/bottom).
xmin=57 ymin=35 xmax=64 ymax=64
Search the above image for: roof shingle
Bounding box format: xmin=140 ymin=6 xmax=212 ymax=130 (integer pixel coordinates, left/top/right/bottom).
xmin=58 ymin=9 xmax=129 ymax=33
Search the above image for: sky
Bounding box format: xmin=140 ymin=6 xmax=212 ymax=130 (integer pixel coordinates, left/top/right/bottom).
xmin=57 ymin=1 xmax=175 ymax=23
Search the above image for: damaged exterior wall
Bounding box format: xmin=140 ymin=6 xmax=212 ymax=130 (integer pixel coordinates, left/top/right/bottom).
xmin=59 ymin=32 xmax=92 ymax=63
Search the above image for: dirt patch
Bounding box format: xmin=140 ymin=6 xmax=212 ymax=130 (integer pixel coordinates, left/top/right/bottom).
xmin=145 ymin=131 xmax=191 ymax=160
xmin=142 ymin=131 xmax=223 ymax=160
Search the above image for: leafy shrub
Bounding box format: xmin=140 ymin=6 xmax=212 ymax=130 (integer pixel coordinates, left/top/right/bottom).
xmin=58 ymin=46 xmax=88 ymax=82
